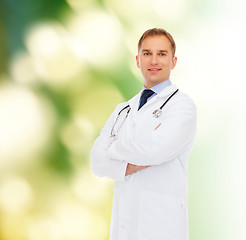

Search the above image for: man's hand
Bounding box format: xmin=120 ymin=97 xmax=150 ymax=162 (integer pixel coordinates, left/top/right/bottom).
xmin=125 ymin=163 xmax=150 ymax=176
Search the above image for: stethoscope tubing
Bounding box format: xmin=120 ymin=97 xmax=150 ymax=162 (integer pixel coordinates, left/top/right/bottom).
xmin=111 ymin=105 xmax=131 ymax=137
xmin=159 ymin=89 xmax=179 ymax=110
xmin=117 ymin=105 xmax=130 ymax=115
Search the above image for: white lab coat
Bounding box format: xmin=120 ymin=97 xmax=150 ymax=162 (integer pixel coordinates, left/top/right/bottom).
xmin=91 ymin=84 xmax=197 ymax=240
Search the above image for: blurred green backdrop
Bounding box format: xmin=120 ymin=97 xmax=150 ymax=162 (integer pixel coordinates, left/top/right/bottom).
xmin=0 ymin=0 xmax=246 ymax=239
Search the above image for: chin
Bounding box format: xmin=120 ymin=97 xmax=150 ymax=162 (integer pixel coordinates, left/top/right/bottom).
xmin=149 ymin=79 xmax=162 ymax=84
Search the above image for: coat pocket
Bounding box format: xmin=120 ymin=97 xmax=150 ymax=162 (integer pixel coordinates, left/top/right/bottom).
xmin=138 ymin=191 xmax=188 ymax=240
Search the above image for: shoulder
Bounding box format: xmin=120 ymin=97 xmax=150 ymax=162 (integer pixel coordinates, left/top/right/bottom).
xmin=158 ymin=84 xmax=196 ymax=111
xmin=177 ymin=91 xmax=196 ymax=108
xmin=163 ymin=89 xmax=197 ymax=118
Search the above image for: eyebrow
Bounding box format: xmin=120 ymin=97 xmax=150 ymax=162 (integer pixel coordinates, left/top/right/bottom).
xmin=142 ymin=49 xmax=169 ymax=53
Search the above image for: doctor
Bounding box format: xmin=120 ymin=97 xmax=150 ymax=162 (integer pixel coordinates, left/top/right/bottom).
xmin=91 ymin=28 xmax=197 ymax=240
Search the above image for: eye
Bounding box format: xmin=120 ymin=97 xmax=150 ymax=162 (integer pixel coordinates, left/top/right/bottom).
xmin=143 ymin=52 xmax=150 ymax=56
xmin=160 ymin=53 xmax=166 ymax=56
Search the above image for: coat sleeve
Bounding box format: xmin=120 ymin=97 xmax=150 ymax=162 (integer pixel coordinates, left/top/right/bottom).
xmin=107 ymin=96 xmax=197 ymax=166
xmin=90 ymin=104 xmax=128 ymax=182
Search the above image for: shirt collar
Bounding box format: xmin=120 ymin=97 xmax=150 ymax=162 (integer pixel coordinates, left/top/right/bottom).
xmin=142 ymin=78 xmax=172 ymax=95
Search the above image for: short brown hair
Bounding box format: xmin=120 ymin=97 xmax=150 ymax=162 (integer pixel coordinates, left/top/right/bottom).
xmin=138 ymin=28 xmax=176 ymax=56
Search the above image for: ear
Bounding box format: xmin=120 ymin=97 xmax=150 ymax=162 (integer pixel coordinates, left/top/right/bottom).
xmin=171 ymin=56 xmax=177 ymax=69
xmin=136 ymin=55 xmax=140 ymax=68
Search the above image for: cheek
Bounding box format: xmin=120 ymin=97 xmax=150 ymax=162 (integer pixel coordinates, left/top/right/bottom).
xmin=141 ymin=59 xmax=149 ymax=68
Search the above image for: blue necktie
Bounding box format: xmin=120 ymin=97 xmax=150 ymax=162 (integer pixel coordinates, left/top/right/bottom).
xmin=138 ymin=89 xmax=155 ymax=110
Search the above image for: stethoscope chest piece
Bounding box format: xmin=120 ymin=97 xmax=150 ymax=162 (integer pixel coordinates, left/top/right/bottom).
xmin=153 ymin=109 xmax=162 ymax=118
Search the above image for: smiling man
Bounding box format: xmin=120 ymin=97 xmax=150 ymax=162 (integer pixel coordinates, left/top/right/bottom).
xmin=91 ymin=28 xmax=197 ymax=240
xmin=136 ymin=30 xmax=177 ymax=89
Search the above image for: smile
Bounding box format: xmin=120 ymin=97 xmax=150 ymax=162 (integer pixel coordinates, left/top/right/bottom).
xmin=148 ymin=68 xmax=161 ymax=72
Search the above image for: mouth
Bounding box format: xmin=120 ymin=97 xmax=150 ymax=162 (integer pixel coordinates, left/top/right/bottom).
xmin=148 ymin=68 xmax=161 ymax=72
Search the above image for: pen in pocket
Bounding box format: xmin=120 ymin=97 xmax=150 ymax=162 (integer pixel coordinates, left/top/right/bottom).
xmin=154 ymin=123 xmax=161 ymax=130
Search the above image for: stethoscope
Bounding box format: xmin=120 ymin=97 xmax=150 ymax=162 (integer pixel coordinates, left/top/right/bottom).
xmin=110 ymin=89 xmax=179 ymax=138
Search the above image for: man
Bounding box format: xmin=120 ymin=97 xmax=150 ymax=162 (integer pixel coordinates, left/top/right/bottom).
xmin=91 ymin=28 xmax=197 ymax=240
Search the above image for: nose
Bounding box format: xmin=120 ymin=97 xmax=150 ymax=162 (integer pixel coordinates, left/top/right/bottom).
xmin=150 ymin=54 xmax=158 ymax=65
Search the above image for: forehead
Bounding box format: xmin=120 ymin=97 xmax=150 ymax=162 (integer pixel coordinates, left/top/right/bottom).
xmin=140 ymin=36 xmax=172 ymax=51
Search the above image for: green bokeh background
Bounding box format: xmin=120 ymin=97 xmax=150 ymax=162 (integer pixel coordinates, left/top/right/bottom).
xmin=0 ymin=0 xmax=246 ymax=239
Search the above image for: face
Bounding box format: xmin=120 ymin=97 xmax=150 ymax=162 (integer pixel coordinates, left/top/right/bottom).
xmin=136 ymin=36 xmax=177 ymax=89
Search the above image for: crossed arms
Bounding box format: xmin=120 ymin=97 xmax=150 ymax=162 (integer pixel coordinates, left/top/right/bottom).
xmin=91 ymin=99 xmax=196 ymax=182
